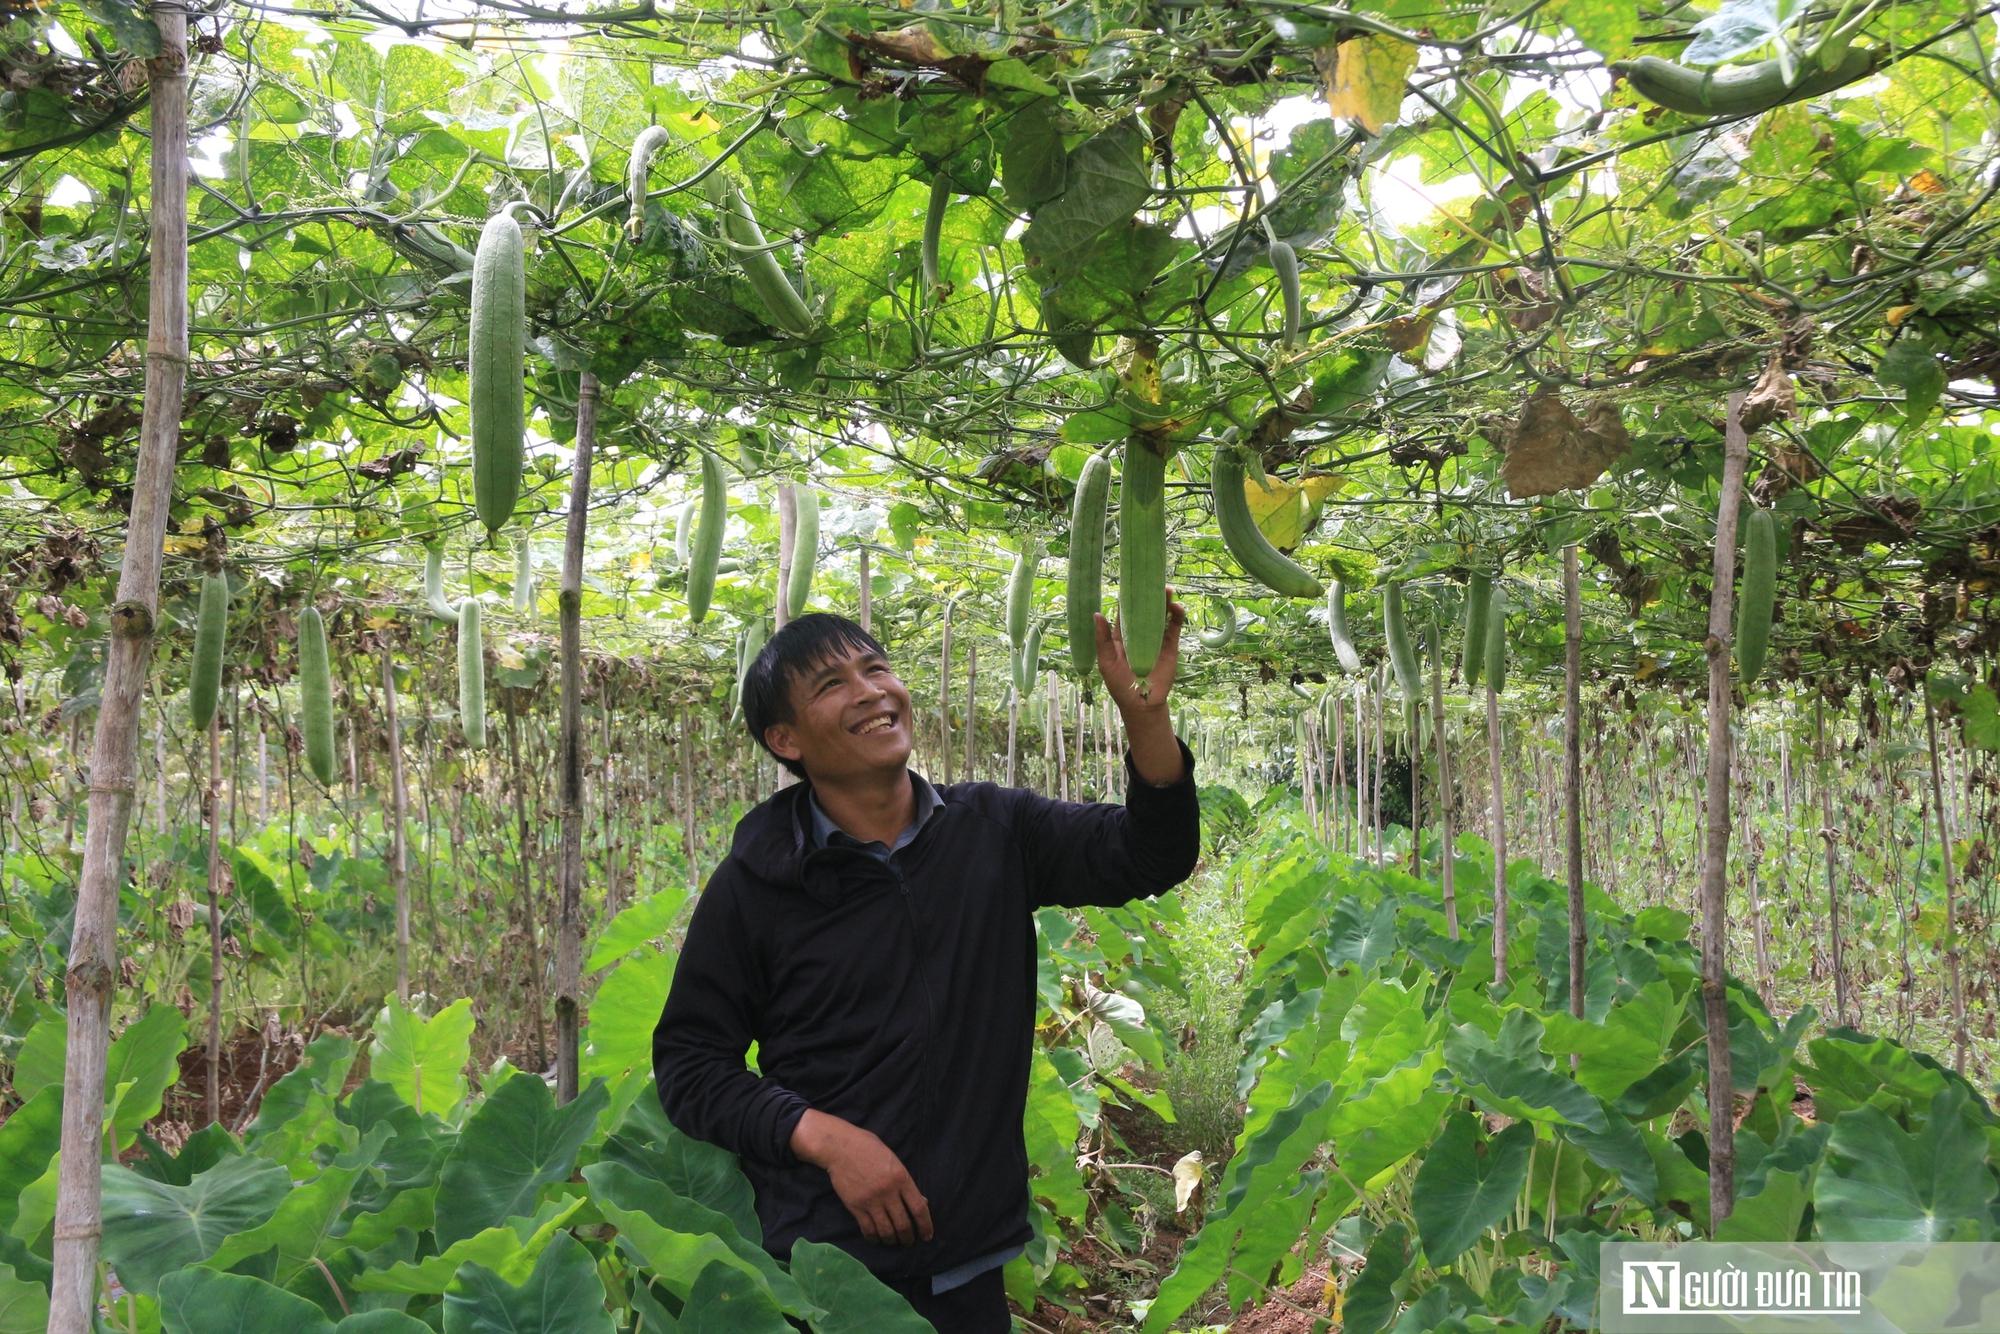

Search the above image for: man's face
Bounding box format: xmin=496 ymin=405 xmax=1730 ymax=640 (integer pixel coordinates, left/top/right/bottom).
xmin=762 ymin=644 xmax=913 ymax=782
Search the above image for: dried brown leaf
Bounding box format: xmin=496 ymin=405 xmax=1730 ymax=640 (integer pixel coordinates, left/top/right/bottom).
xmin=1500 ymin=392 xmax=1629 ymax=499
xmin=1740 ymin=356 xmax=1796 ymax=433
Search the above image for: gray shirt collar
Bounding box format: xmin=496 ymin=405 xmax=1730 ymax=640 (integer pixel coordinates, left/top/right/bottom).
xmin=807 ymin=773 xmax=941 ymax=860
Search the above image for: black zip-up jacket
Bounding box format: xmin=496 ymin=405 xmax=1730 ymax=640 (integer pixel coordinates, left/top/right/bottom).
xmin=652 ymin=749 xmax=1200 ymax=1279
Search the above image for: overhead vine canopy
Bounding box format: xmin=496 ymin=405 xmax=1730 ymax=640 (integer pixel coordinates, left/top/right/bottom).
xmin=0 ymin=0 xmax=1993 ymax=699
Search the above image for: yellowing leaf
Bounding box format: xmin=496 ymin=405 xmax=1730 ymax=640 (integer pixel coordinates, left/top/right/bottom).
xmin=1172 ymin=1150 xmax=1204 ymax=1212
xmin=1322 ymin=37 xmax=1417 ymax=133
xmin=1908 ymin=169 xmax=1946 ymax=195
xmin=162 ymin=535 xmax=207 ymax=554
xmin=1886 ymin=304 xmax=1918 ymax=327
xmin=1244 ymin=476 xmax=1316 ymax=551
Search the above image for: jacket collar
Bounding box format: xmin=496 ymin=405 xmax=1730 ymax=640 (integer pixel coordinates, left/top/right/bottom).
xmin=726 ymin=771 xmax=944 ymax=903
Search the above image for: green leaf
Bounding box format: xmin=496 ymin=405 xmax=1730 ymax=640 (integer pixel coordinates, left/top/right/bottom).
xmin=337 ymin=1315 xmax=434 ymax=1334
xmin=12 ymin=1012 xmax=64 ymax=1105
xmin=158 ymin=1268 xmax=335 ymax=1334
xmin=0 ymin=1088 xmax=62 ymax=1233
xmin=1000 ymin=99 xmax=1067 ymax=211
xmin=369 ymin=997 xmax=476 ymax=1120
xmin=1541 ymin=981 xmax=1685 ymax=1100
xmin=248 ymin=1033 xmax=357 ymax=1168
xmin=1557 ymin=1106 xmax=1659 ymax=1207
xmin=586 ymin=889 xmax=688 ymax=971
xmin=602 ymin=1093 xmax=761 ymax=1243
xmin=1815 ymin=1086 xmax=1996 ymax=1241
xmin=1877 ymin=336 xmax=1945 ymax=428
xmin=200 ymin=1132 xmax=382 ymax=1285
xmin=1341 ymin=1221 xmax=1412 ymax=1334
xmin=0 ymin=1264 xmax=49 ymax=1334
xmin=1717 ymin=1167 xmax=1810 ymax=1242
xmin=1411 ymin=1114 xmax=1534 ymax=1265
xmin=788 ymin=1237 xmax=935 ymax=1334
xmin=677 ymin=1259 xmax=794 ymax=1334
xmin=442 ymin=1232 xmax=614 ymax=1334
xmin=1444 ymin=1010 xmax=1606 ymax=1130
xmin=582 ymin=1161 xmax=788 ymax=1306
xmin=1021 ymin=121 xmax=1150 ymax=287
xmin=582 ymin=952 xmax=675 ymax=1080
xmin=11 ymin=1003 xmax=186 ymax=1149
xmin=1963 ymin=684 xmax=2000 ymax=751
xmin=100 ymin=1153 xmax=293 ymax=1297
xmin=352 ymin=1197 xmax=587 ymax=1295
xmin=434 ymin=1074 xmax=609 ymax=1248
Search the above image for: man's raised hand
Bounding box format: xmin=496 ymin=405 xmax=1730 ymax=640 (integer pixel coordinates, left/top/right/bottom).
xmin=1093 ymin=589 xmax=1186 ymax=712
xmin=790 ymin=1109 xmax=934 ymax=1247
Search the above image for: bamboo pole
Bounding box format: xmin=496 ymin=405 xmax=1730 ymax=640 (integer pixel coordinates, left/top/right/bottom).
xmin=858 ymin=546 xmax=872 ymax=635
xmin=203 ymin=713 xmax=222 ymax=1126
xmin=964 ymin=639 xmax=978 ymax=782
xmin=383 ymin=645 xmax=410 ymax=1002
xmin=49 ymin=6 xmax=188 ymax=1326
xmin=554 ymin=372 xmax=597 ymax=1103
xmin=1488 ymin=674 xmax=1508 ymax=985
xmin=50 ymin=7 xmax=189 ymax=1328
xmin=1926 ymin=692 xmax=1970 ymax=1073
xmin=1427 ymin=624 xmax=1458 ymax=938
xmin=1700 ymin=391 xmax=1751 ymax=1229
xmin=1564 ymin=543 xmax=1585 ymax=1020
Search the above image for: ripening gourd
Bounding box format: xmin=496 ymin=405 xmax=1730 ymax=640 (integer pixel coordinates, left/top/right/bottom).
xmin=458 ymin=599 xmax=487 ymax=749
xmin=1383 ymin=581 xmax=1423 ymax=701
xmin=1119 ymin=437 xmax=1170 ymax=677
xmin=470 ymin=209 xmax=527 ymax=536
xmin=1461 ymin=572 xmax=1493 ymax=687
xmin=188 ymin=572 xmax=227 ymax=731
xmin=786 ymin=483 xmax=819 ymax=620
xmin=297 ymin=606 xmax=337 ymax=786
xmin=1066 ymin=452 xmax=1112 ymax=677
xmin=687 ymin=452 xmax=728 ymax=623
xmin=1737 ymin=507 xmax=1777 ymax=683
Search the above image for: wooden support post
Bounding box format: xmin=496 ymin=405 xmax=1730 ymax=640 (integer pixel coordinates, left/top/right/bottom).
xmin=554 ymin=372 xmax=597 ymax=1102
xmin=1700 ymin=390 xmax=1751 ymax=1229
xmin=1564 ymin=542 xmax=1586 ymax=1019
xmin=384 ymin=645 xmax=410 ymax=1002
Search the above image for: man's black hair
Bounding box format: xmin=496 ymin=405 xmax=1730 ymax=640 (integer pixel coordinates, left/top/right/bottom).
xmin=742 ymin=613 xmax=890 ymax=779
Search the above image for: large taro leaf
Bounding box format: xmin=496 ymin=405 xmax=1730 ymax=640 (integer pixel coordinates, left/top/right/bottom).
xmin=586 ymin=889 xmax=688 ymax=971
xmin=104 ymin=1003 xmax=191 ymax=1146
xmin=1540 ymin=980 xmax=1685 ymax=1100
xmin=789 ymin=1237 xmax=936 ymax=1334
xmin=158 ymin=1267 xmax=335 ymax=1334
xmin=433 ymin=1074 xmax=608 ymax=1248
xmin=1341 ymin=1221 xmax=1413 ymax=1334
xmin=336 ymin=1315 xmax=432 ymax=1334
xmin=604 ymin=1090 xmax=760 ymax=1242
xmin=353 ymin=1198 xmax=585 ymax=1296
xmin=100 ymin=1152 xmax=292 ymax=1296
xmin=0 ymin=1088 xmax=61 ymax=1233
xmin=1557 ymin=1105 xmax=1658 ymax=1207
xmin=1815 ymin=1086 xmax=1996 ymax=1241
xmin=582 ymin=952 xmax=674 ymax=1080
xmin=369 ymin=997 xmax=476 ymax=1121
xmin=1443 ymin=1008 xmax=1606 ymax=1131
xmin=1411 ymin=1114 xmax=1534 ymax=1265
xmin=582 ymin=1162 xmax=807 ymax=1313
xmin=336 ymin=1079 xmax=455 ymax=1196
xmin=200 ymin=1127 xmax=387 ymax=1287
xmin=1716 ymin=1166 xmax=1810 ymax=1242
xmin=0 ymin=1263 xmax=48 ymax=1334
xmin=442 ymin=1232 xmax=614 ymax=1334
xmin=678 ymin=1259 xmax=794 ymax=1334
xmin=248 ymin=1032 xmax=357 ymax=1168
xmin=1020 ymin=120 xmax=1150 ymax=289
xmin=10 ymin=1011 xmax=64 ymax=1104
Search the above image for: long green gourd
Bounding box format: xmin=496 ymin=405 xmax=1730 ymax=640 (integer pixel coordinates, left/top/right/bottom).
xmin=1120 ymin=437 xmax=1169 ymax=678
xmin=470 ymin=208 xmax=526 ymax=536
xmin=921 ymin=175 xmax=949 ymax=297
xmin=786 ymin=483 xmax=819 ymax=620
xmin=1007 ymin=543 xmax=1038 ymax=653
xmin=1611 ymin=44 xmax=1880 ymax=118
xmin=424 ymin=546 xmax=458 ymax=621
xmin=673 ymin=496 xmax=697 ymax=567
xmin=625 ymin=126 xmax=672 ymax=241
xmin=1461 ymin=571 xmax=1493 ymax=687
xmin=459 ymin=599 xmax=486 ymax=749
xmin=1383 ymin=580 xmax=1423 ymax=701
xmin=513 ymin=536 xmax=534 ymax=615
xmin=1210 ymin=444 xmax=1324 ymax=598
xmin=1328 ymin=580 xmax=1362 ymax=674
xmin=188 ymin=572 xmax=227 ymax=731
xmin=298 ymin=606 xmax=336 ymax=786
xmin=706 ymin=176 xmax=815 ymax=338
xmin=1269 ymin=240 xmax=1302 ymax=351
xmin=1737 ymin=506 xmax=1777 ymax=683
xmin=1014 ymin=623 xmax=1043 ymax=695
xmin=687 ymin=452 xmax=728 ymax=623
xmin=1484 ymin=583 xmax=1508 ymax=694
xmin=1066 ymin=451 xmax=1112 ymax=676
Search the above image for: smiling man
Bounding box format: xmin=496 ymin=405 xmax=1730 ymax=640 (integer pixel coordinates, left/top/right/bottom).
xmin=653 ymin=605 xmax=1200 ymax=1333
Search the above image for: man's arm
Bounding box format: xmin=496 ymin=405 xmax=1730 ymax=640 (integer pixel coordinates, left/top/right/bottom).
xmin=652 ymin=882 xmax=810 ymax=1167
xmin=1017 ymin=598 xmax=1201 ymax=909
xmin=655 ymin=873 xmax=935 ymax=1248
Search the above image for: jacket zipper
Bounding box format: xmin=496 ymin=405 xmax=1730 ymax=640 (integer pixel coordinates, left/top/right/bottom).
xmin=891 ymin=855 xmax=940 ymax=1248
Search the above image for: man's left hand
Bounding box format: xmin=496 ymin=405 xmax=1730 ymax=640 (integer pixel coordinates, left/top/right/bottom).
xmin=1095 ymin=592 xmax=1187 ymax=786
